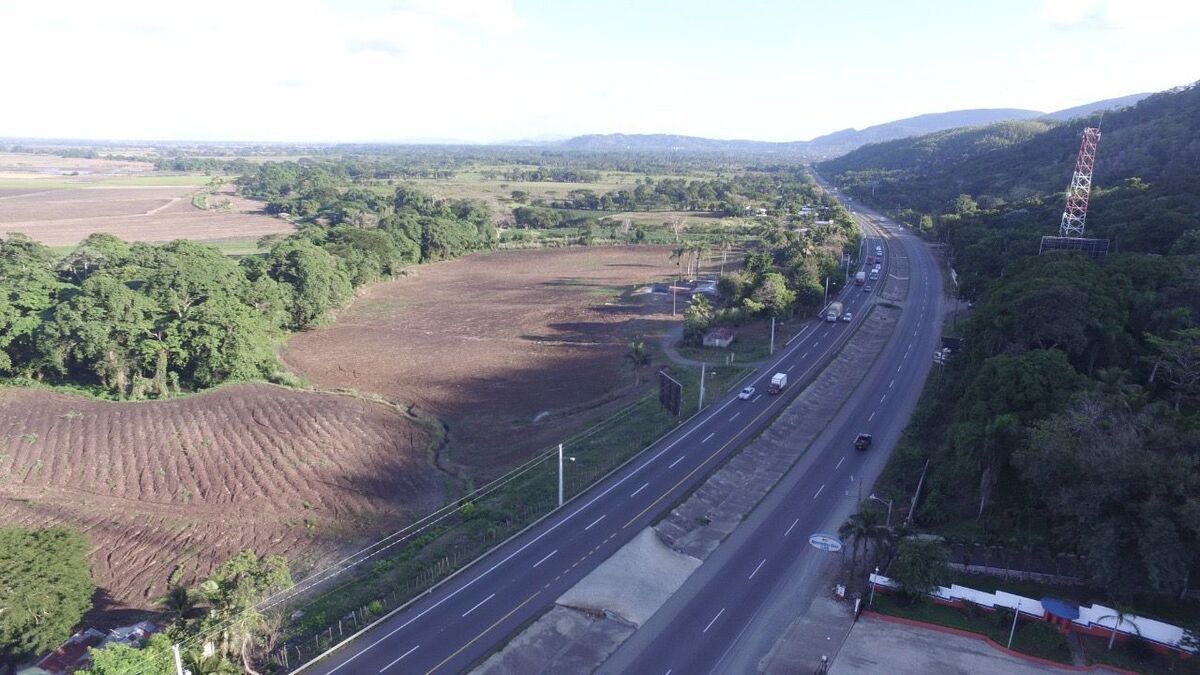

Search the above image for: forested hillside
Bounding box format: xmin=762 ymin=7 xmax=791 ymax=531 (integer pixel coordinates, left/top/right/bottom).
xmin=833 ymin=83 xmax=1200 ymax=606
xmin=820 ymin=83 xmax=1200 ymax=260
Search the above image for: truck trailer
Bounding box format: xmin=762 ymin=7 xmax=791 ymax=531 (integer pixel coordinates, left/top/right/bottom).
xmin=855 ymin=271 xmax=866 ymax=286
xmin=768 ymin=372 xmax=787 ymax=394
xmin=825 ymin=301 xmax=844 ymax=322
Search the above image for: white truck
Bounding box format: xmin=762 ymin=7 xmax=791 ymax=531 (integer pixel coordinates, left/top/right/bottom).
xmin=825 ymin=301 xmax=844 ymax=322
xmin=769 ymin=372 xmax=787 ymax=394
xmin=855 ymin=271 xmax=866 ymax=286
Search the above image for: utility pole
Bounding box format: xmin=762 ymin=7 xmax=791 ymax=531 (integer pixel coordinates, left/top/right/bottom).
xmin=869 ymin=494 xmax=894 ymax=529
xmin=698 ymin=363 xmax=706 ymax=412
xmin=869 ymin=566 xmax=879 ymax=608
xmin=769 ymin=316 xmax=776 ymax=355
xmin=1007 ymin=599 xmax=1022 ymax=648
xmin=558 ymin=443 xmax=564 ymax=508
xmin=172 ymin=644 xmax=185 ymax=675
xmin=672 ymin=287 xmax=677 ymax=317
xmin=823 ymin=276 xmax=830 ymax=307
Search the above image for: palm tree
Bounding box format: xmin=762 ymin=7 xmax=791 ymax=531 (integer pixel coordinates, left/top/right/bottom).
xmin=717 ymin=233 xmax=735 ymax=275
xmin=161 ymin=584 xmax=197 ymax=628
xmin=185 ymin=651 xmax=240 ymax=675
xmin=839 ymin=508 xmax=887 ymax=577
xmin=669 ymin=246 xmax=687 ymax=281
xmin=1100 ymin=604 xmax=1140 ymax=650
xmin=626 ymin=341 xmax=651 ymax=387
xmin=689 ymin=241 xmax=709 ymax=278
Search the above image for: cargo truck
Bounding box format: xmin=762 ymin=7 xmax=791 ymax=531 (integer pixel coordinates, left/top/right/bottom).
xmin=855 ymin=271 xmax=866 ymax=286
xmin=825 ymin=301 xmax=844 ymax=322
xmin=768 ymin=372 xmax=787 ymax=394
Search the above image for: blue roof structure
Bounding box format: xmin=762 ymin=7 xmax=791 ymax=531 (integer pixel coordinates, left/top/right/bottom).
xmin=1041 ymin=597 xmax=1081 ymax=620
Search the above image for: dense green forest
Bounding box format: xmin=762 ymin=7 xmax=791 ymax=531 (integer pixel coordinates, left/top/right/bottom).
xmin=0 ymin=527 xmax=93 ymax=665
xmin=833 ymin=83 xmax=1200 ymax=603
xmin=148 ymin=144 xmax=773 ymax=178
xmin=0 ymin=181 xmax=493 ymax=398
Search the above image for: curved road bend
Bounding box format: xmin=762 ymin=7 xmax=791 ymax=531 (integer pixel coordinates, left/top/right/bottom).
xmin=600 ymin=206 xmax=944 ymax=674
xmin=304 ymin=223 xmax=898 ymax=675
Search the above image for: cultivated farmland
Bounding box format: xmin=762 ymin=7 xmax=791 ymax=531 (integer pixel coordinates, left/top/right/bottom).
xmin=0 ymin=152 xmax=293 ymax=248
xmin=283 ymin=246 xmax=686 ymax=477
xmin=0 ymin=384 xmax=446 ymax=623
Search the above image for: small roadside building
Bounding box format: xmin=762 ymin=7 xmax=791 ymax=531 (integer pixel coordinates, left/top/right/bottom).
xmin=703 ymin=327 xmax=735 ymax=348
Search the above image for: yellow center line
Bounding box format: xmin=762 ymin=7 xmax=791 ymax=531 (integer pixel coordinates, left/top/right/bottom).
xmin=424 ymin=592 xmax=540 ymax=675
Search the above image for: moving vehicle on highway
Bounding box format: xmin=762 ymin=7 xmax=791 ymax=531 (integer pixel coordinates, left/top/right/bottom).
xmin=768 ymin=373 xmax=787 ymax=394
xmin=842 ymin=312 xmax=853 ymax=322
xmin=864 ymin=284 xmax=873 ymax=292
xmin=825 ymin=301 xmax=844 ymax=322
xmin=738 ymin=386 xmax=756 ymax=400
xmin=855 ymin=271 xmax=866 ymax=285
xmin=854 ymin=433 xmax=873 ymax=450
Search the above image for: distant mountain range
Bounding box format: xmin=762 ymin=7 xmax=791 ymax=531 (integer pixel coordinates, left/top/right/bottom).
xmin=543 ymin=92 xmax=1152 ymax=158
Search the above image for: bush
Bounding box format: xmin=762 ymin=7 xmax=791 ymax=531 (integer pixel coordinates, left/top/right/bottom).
xmin=367 ymin=600 xmax=384 ymax=616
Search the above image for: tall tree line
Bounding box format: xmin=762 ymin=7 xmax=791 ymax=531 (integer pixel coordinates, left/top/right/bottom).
xmin=0 ymin=183 xmax=494 ymax=399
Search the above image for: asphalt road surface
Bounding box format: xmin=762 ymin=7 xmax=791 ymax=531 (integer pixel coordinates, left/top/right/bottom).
xmin=303 ymin=217 xmax=910 ymax=675
xmin=600 ymin=200 xmax=944 ymax=674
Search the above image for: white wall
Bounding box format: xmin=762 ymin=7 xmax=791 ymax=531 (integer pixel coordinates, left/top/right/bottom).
xmin=868 ymin=573 xmax=1193 ymax=652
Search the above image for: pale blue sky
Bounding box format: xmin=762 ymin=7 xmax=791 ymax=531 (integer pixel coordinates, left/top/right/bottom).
xmin=1 ymin=0 xmax=1196 ymax=143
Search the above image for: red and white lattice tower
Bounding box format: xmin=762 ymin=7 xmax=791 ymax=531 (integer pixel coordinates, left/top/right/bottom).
xmin=1059 ymin=127 xmax=1101 ymax=237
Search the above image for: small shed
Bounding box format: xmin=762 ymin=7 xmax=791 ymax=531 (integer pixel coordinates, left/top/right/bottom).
xmin=703 ymin=327 xmax=735 ymax=348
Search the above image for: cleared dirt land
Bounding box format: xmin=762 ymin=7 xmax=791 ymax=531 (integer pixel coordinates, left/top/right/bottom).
xmin=0 ymin=384 xmax=446 ymax=623
xmin=284 ymin=246 xmax=683 ymax=476
xmin=0 ymin=152 xmax=293 ymax=247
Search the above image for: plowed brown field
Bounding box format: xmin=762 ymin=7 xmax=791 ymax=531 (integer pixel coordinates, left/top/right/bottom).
xmin=284 ymin=246 xmax=681 ymax=476
xmin=0 ymin=384 xmax=446 ymax=622
xmin=0 ymin=184 xmax=294 ymax=247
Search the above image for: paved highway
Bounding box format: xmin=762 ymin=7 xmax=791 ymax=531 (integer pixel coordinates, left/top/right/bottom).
xmin=303 ymin=220 xmax=899 ymax=675
xmin=600 ymin=202 xmax=944 ymax=674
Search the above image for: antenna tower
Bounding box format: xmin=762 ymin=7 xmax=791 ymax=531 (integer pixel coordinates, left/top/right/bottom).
xmin=1040 ymin=125 xmax=1109 ymax=258
xmin=1058 ymin=127 xmax=1101 ymax=236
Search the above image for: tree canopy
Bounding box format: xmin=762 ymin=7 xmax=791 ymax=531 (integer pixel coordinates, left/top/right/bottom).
xmin=0 ymin=527 xmax=94 ymax=662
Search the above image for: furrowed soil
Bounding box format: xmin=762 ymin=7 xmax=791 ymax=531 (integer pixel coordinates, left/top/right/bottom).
xmin=0 ymin=384 xmax=447 ymax=625
xmin=283 ymin=246 xmax=686 ymax=478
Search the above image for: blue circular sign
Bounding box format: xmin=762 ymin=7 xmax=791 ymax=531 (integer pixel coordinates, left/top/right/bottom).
xmin=808 ymin=533 xmax=843 ymax=552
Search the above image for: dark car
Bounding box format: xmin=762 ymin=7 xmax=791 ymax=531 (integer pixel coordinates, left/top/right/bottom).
xmin=854 ymin=433 xmax=873 ymax=451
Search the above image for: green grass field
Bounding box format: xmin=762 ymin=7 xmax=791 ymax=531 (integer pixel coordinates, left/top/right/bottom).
xmin=872 ymin=593 xmax=1072 ymax=664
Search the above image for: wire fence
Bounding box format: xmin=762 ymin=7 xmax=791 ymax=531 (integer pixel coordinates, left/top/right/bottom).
xmin=258 ymin=389 xmax=688 ymax=671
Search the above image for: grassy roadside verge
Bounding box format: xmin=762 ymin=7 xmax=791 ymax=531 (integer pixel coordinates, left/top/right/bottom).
xmin=276 ymin=363 xmax=750 ymax=668
xmin=871 ymin=593 xmax=1072 ymax=664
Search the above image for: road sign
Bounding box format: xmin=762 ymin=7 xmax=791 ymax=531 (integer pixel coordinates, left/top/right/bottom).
xmin=808 ymin=533 xmax=843 ymax=552
xmin=658 ymin=368 xmax=682 ymax=416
